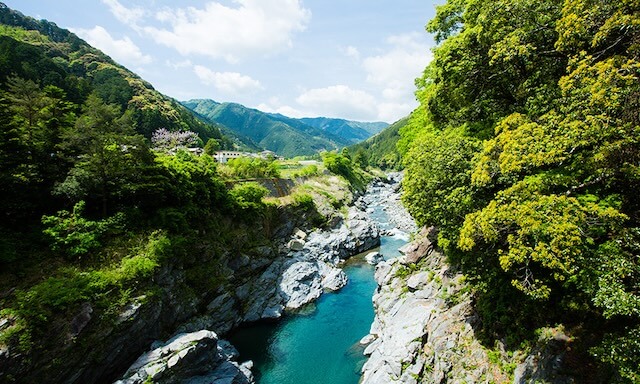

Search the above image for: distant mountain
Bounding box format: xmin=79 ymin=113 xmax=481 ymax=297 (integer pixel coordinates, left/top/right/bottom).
xmin=299 ymin=117 xmax=388 ymax=143
xmin=349 ymin=116 xmax=408 ymax=169
xmin=182 ymin=99 xmax=388 ymax=158
xmin=0 ymin=3 xmax=230 ymax=147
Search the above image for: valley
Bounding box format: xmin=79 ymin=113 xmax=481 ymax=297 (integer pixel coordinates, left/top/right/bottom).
xmin=0 ymin=1 xmax=639 ymax=383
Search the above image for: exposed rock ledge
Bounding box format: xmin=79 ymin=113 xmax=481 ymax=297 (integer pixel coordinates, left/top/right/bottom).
xmin=178 ymin=204 xmax=381 ymax=334
xmin=360 ymin=227 xmax=575 ymax=384
xmin=117 ymin=203 xmax=380 ymax=383
xmin=115 ymin=330 xmax=253 ymax=384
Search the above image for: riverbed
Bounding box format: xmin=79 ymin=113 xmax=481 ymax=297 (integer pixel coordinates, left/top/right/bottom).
xmin=229 ymin=177 xmax=412 ymax=384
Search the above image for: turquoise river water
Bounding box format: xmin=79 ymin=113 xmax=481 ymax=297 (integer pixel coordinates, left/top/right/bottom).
xmin=229 ymin=191 xmax=407 ymax=384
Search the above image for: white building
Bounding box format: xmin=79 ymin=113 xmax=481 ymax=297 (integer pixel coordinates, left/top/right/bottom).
xmin=214 ymin=151 xmax=244 ymax=163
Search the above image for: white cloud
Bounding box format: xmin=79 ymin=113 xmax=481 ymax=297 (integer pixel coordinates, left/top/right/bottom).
xmin=102 ymin=0 xmax=145 ymax=26
xmin=166 ymin=59 xmax=193 ymax=69
xmin=257 ymin=101 xmax=305 ymax=118
xmin=296 ymin=85 xmax=379 ymax=121
xmin=377 ymin=102 xmax=415 ymax=123
xmin=73 ymin=26 xmax=152 ymax=65
xmin=257 ymin=85 xmax=416 ymax=122
xmin=342 ymin=45 xmax=360 ymax=60
xmin=363 ymin=32 xmax=432 ymax=107
xmin=143 ymin=0 xmax=311 ymax=62
xmin=193 ymin=65 xmax=263 ymax=94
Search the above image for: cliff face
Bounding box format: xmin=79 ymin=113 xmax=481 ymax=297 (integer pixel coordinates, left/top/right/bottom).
xmin=361 ymin=227 xmax=577 ymax=384
xmin=0 ymin=190 xmax=380 ymax=384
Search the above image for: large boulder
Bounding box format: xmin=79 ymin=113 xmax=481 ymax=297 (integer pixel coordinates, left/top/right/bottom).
xmin=115 ymin=330 xmax=253 ymax=384
xmin=300 ymin=207 xmax=380 ymax=265
xmin=399 ymin=226 xmax=435 ymax=265
xmin=365 ymin=251 xmax=384 ymax=265
xmin=279 ymin=260 xmax=347 ymax=309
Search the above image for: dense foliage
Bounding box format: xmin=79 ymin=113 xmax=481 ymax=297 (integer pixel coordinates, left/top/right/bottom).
xmin=402 ymin=0 xmax=640 ymax=380
xmin=220 ymin=157 xmax=280 ymax=179
xmin=0 ymin=5 xmax=229 ymax=147
xmin=322 ymin=149 xmax=370 ymax=191
xmin=348 ymin=116 xmax=407 ymax=169
xmin=0 ymin=77 xmax=284 ymax=383
xmin=0 ymin=7 xmax=288 ymax=380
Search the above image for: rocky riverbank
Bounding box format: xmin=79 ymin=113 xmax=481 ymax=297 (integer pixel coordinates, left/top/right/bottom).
xmin=356 ymin=172 xmax=417 ymax=237
xmin=115 ymin=330 xmax=253 ymax=384
xmin=114 ymin=183 xmax=383 ymax=383
xmin=360 ymin=228 xmax=579 ymax=384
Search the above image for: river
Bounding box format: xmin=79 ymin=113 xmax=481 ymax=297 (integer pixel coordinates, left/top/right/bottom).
xmin=228 ymin=180 xmax=410 ymax=384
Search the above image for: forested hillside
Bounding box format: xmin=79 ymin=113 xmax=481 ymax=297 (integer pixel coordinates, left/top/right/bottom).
xmin=0 ymin=3 xmax=229 ymax=147
xmin=400 ymin=0 xmax=640 ymax=380
xmin=0 ymin=4 xmax=297 ymax=381
xmin=183 ymin=99 xmax=387 ymax=157
xmin=348 ymin=116 xmax=408 ymax=169
xmin=299 ymin=117 xmax=387 ymax=143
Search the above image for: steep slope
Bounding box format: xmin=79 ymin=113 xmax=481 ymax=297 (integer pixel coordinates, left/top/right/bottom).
xmin=349 ymin=116 xmax=407 ymax=169
xmin=0 ymin=3 xmax=230 ymax=147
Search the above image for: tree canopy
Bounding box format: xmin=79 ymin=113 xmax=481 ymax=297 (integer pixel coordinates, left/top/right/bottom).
xmin=402 ymin=0 xmax=640 ymax=380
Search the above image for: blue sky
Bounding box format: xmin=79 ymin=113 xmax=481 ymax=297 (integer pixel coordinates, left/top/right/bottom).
xmin=4 ymin=0 xmax=439 ymax=123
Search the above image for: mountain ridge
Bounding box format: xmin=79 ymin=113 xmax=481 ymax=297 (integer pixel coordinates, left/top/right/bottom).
xmin=0 ymin=2 xmax=232 ymax=148
xmin=182 ymin=98 xmax=388 ymax=157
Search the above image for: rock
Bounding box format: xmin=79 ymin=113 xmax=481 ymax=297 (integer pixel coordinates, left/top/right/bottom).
xmin=69 ymin=302 xmax=93 ymax=338
xmin=299 ymin=207 xmax=380 ymax=266
xmin=365 ymin=251 xmax=384 ymax=265
xmin=321 ymin=266 xmax=348 ymax=291
xmin=240 ymin=262 xmax=284 ymax=322
xmin=261 ymin=304 xmax=284 ymax=319
xmin=513 ymin=329 xmax=575 ymax=384
xmin=278 ymin=260 xmax=347 ymax=309
xmin=287 ymin=239 xmax=305 ymax=251
xmin=115 ymin=330 xmax=253 ymax=384
xmin=279 ymin=261 xmax=323 ymax=309
xmin=374 ymin=259 xmax=397 ymax=286
xmin=360 ymin=334 xmax=376 ymax=346
xmin=293 ymin=228 xmax=307 ymax=240
xmin=345 ymin=206 xmax=381 ymax=254
xmin=406 ymin=271 xmax=430 ymax=290
xmin=116 ymin=296 xmax=145 ymax=325
xmin=362 ymin=221 xmax=580 ymax=384
xmin=399 ymin=226 xmax=435 ymax=265
xmin=228 ymin=253 xmax=251 ymax=271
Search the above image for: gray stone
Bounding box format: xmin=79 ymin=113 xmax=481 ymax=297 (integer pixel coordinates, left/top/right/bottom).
xmin=359 ymin=334 xmax=376 ymax=345
xmin=115 ymin=330 xmax=254 ymax=384
xmin=116 ymin=296 xmax=145 ymax=325
xmin=293 ymin=228 xmax=307 ymax=240
xmin=261 ymin=304 xmax=284 ymax=319
xmin=320 ymin=265 xmax=348 ymax=291
xmin=407 ymin=271 xmax=430 ymax=290
xmin=365 ymin=251 xmax=384 ymax=265
xmin=69 ymin=302 xmax=93 ymax=338
xmin=287 ymin=239 xmax=305 ymax=251
xmin=279 ymin=261 xmax=324 ymax=309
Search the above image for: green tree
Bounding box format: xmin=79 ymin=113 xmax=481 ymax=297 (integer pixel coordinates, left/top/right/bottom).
xmin=56 ymin=94 xmax=152 ymax=216
xmin=403 ymin=0 xmax=640 ymax=378
xmin=204 ymin=138 xmax=221 ymax=155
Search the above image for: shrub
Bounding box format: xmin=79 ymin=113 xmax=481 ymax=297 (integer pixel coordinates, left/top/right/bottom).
xmin=229 ymin=182 xmax=269 ymax=211
xmin=41 ymin=201 xmax=125 ymax=258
